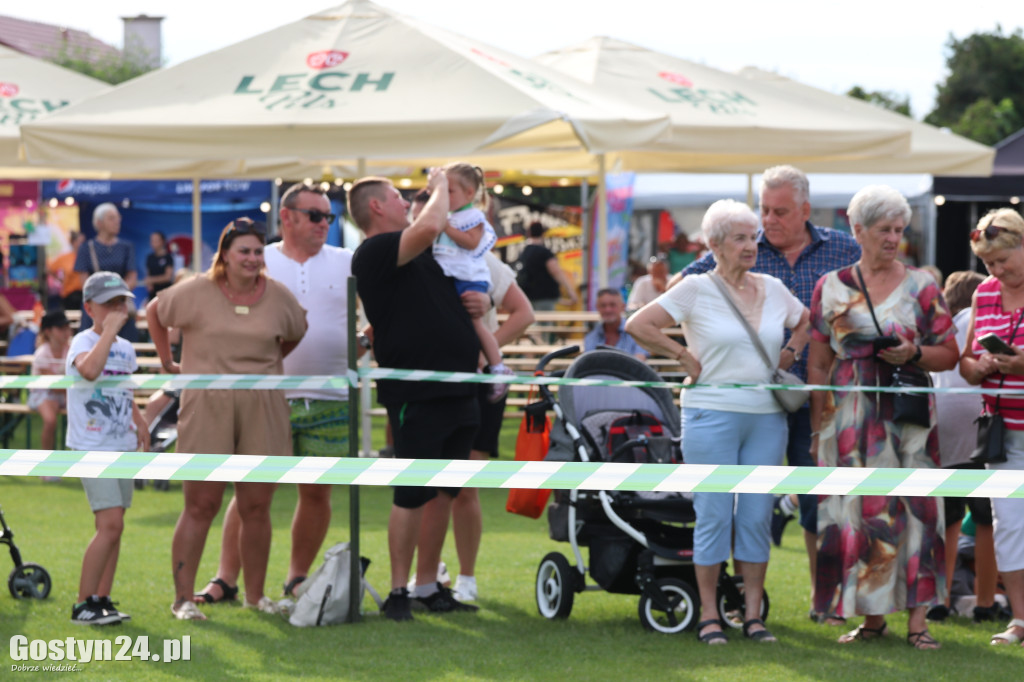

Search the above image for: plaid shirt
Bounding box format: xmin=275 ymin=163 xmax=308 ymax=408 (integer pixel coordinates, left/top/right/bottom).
xmin=679 ymin=222 xmax=861 ymax=380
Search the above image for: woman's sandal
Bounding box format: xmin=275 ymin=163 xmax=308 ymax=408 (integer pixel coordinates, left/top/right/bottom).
xmin=990 ymin=618 xmax=1024 ymax=645
xmin=697 ymin=619 xmax=728 ymax=645
xmin=742 ymin=618 xmax=777 ymax=643
xmin=907 ymin=629 xmax=941 ymax=650
xmin=838 ymin=621 xmax=888 ymax=643
xmin=194 ymin=577 xmax=239 ymax=604
xmin=283 ymin=576 xmax=306 ymax=598
xmin=809 ymin=609 xmax=847 ymax=626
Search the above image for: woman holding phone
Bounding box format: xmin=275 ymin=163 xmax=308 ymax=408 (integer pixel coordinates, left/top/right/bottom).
xmin=958 ymin=207 xmax=1024 ymax=646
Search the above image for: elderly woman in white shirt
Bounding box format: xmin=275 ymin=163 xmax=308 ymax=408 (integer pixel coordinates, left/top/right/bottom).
xmin=627 ymin=199 xmax=810 ymax=646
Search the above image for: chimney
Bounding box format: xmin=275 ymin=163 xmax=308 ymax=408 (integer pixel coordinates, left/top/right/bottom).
xmin=122 ymin=14 xmax=163 ymax=68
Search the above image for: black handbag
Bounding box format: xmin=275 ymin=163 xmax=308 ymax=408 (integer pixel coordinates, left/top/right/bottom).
xmin=971 ymin=412 xmax=1007 ymax=464
xmin=855 ymin=266 xmax=931 ymax=428
xmin=890 ymin=364 xmax=932 ymax=428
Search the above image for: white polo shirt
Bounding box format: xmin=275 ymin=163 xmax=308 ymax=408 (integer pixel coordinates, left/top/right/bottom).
xmin=265 ymin=243 xmax=353 ymax=401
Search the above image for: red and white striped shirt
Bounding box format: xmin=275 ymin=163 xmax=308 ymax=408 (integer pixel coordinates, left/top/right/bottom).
xmin=972 ymin=276 xmax=1024 ymax=430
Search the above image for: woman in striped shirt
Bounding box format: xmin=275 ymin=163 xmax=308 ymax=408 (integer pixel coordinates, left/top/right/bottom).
xmin=960 ymin=207 xmax=1024 ymax=647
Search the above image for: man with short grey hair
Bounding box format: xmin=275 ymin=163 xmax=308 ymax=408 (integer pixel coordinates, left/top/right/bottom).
xmin=677 ymin=164 xmax=860 ymax=623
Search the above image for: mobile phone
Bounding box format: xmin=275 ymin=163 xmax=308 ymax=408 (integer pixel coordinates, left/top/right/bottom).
xmin=979 ymin=333 xmax=1016 ymax=355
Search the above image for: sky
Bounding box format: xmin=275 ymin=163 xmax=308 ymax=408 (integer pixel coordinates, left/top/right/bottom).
xmin=3 ymin=0 xmax=1020 ymax=121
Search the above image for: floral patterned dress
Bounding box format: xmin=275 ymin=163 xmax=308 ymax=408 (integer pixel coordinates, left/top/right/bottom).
xmin=810 ymin=265 xmax=954 ymax=617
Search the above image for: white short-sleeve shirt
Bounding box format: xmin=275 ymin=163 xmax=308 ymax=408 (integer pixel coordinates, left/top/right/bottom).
xmin=654 ymin=273 xmax=805 ymax=414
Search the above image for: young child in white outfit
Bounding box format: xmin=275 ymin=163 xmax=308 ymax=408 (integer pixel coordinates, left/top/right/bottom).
xmin=433 ymin=162 xmax=513 ymax=402
xmin=30 ymin=310 xmax=72 ymax=480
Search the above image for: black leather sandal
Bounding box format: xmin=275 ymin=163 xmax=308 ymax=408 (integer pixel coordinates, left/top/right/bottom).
xmin=194 ymin=577 xmax=238 ymax=604
xmin=742 ymin=618 xmax=777 ymax=642
xmin=283 ymin=575 xmax=306 ymax=598
xmin=697 ymin=619 xmax=728 ymax=645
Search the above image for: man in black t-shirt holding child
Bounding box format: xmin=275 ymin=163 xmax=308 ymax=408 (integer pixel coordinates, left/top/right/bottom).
xmin=349 ymin=169 xmax=480 ymax=621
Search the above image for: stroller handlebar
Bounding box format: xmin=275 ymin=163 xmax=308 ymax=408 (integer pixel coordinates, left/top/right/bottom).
xmin=534 ymin=346 xmax=580 ymax=404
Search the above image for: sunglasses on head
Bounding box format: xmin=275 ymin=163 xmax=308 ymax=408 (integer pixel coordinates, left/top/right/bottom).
xmin=970 ymin=224 xmax=1014 ymax=243
xmin=227 ymin=217 xmax=267 ymax=236
xmin=291 ymin=208 xmax=336 ymax=224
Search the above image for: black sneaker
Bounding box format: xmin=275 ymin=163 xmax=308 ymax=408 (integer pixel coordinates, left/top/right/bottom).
xmin=974 ymin=604 xmax=1001 ymax=622
xmin=412 ymin=583 xmax=479 ymax=613
xmin=382 ymin=588 xmax=413 ymax=622
xmin=71 ymin=597 xmax=122 ymax=626
xmin=98 ymin=597 xmax=131 ymax=622
xmin=770 ymin=496 xmax=794 ymax=547
xmin=926 ymin=604 xmax=949 ymax=622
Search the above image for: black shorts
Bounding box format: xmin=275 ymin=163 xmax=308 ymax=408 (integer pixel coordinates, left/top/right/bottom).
xmin=942 ymin=462 xmax=993 ymax=527
xmin=472 ymin=383 xmax=508 ymax=457
xmin=386 ymin=396 xmax=480 ymax=509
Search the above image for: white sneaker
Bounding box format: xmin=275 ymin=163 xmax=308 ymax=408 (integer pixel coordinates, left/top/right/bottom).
xmin=453 ymin=575 xmax=477 ymax=602
xmin=408 ymin=561 xmax=451 ymax=590
xmin=171 ymin=601 xmax=206 ymax=621
xmin=244 ymin=596 xmax=280 ymax=614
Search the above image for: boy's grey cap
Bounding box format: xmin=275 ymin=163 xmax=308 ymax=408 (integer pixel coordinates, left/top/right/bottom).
xmin=83 ymin=271 xmax=136 ymax=303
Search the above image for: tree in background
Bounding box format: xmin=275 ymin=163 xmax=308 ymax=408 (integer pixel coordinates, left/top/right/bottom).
xmin=48 ymin=40 xmax=159 ymax=85
xmin=925 ymin=26 xmax=1024 ymax=145
xmin=846 ymin=86 xmax=912 ymax=117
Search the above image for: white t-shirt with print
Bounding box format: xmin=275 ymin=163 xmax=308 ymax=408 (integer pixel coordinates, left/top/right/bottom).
xmin=65 ymin=330 xmax=138 ymax=451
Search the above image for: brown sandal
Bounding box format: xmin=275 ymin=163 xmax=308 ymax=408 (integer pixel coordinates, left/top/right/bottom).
xmin=838 ymin=621 xmax=888 ymax=643
xmin=907 ymin=629 xmax=941 ymax=650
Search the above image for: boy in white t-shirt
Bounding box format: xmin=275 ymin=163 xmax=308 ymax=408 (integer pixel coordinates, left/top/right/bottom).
xmin=68 ymin=272 xmax=149 ymax=626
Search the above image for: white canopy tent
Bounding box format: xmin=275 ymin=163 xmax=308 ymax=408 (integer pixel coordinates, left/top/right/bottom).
xmin=20 ymin=1 xmax=680 ymax=274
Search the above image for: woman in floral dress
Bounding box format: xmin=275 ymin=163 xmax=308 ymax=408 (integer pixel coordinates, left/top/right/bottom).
xmin=807 ymin=185 xmax=958 ymax=649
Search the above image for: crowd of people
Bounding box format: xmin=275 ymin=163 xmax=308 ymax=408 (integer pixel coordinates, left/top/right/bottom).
xmin=14 ymin=162 xmax=1024 ymax=651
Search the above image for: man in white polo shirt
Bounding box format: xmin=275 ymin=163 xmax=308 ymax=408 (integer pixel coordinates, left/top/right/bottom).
xmin=195 ymin=183 xmax=354 ymax=605
xmin=267 ymin=183 xmax=354 ymax=597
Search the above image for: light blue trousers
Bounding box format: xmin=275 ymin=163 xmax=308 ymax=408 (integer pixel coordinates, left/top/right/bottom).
xmin=682 ymin=407 xmax=788 ymax=565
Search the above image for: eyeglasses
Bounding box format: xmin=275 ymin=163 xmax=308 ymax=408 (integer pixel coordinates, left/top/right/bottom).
xmin=227 ymin=217 xmax=267 ymax=236
xmin=971 ymin=224 xmax=1011 ymax=242
xmin=291 ymin=208 xmax=336 ymax=224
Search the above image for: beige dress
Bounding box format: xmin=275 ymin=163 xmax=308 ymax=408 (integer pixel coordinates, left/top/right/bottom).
xmin=156 ymin=275 xmax=307 ymax=456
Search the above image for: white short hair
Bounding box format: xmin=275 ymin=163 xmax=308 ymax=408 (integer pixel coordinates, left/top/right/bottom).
xmin=760 ymin=165 xmax=809 ymax=205
xmin=702 ymin=199 xmax=758 ymax=246
xmin=848 ymin=185 xmax=911 ymax=228
xmin=92 ymin=202 xmax=119 ymax=228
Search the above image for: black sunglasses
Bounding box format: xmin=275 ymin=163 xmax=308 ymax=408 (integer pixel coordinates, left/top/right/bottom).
xmin=291 ymin=208 xmax=336 ymax=224
xmin=970 ymin=224 xmax=1011 ymax=243
xmin=227 ymin=217 xmax=267 ymax=236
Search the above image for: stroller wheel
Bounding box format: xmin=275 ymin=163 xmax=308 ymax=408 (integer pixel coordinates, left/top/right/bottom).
xmin=638 ymin=577 xmax=698 ymax=634
xmin=716 ymin=575 xmax=770 ymax=628
xmin=535 ymin=552 xmax=578 ymax=620
xmin=8 ymin=563 xmax=51 ymax=600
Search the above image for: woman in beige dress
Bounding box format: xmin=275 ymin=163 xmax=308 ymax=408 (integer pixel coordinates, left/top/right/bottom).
xmin=147 ymin=218 xmax=307 ymax=620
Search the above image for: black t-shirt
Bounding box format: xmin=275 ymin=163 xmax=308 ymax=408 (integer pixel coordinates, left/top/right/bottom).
xmin=352 ymin=231 xmax=479 ymax=406
xmin=515 ymin=243 xmax=560 ymax=301
xmin=146 ymin=252 xmax=174 ymax=296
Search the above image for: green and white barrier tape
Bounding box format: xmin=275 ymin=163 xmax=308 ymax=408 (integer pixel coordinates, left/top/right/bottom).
xmin=1 ymin=369 xmax=1021 ymax=395
xmin=2 ymin=450 xmax=1023 ymax=498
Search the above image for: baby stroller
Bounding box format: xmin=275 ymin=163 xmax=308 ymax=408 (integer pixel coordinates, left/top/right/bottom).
xmin=1 ymin=503 xmax=51 ymax=599
xmin=134 ymin=390 xmax=180 ymax=491
xmin=533 ymin=347 xmax=769 ymax=634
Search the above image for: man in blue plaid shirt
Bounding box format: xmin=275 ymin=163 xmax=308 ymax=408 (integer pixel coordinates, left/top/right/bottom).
xmin=677 ymin=165 xmax=860 ymax=623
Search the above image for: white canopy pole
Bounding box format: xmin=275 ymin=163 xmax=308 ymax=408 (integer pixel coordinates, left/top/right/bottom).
xmin=597 ymin=153 xmax=608 ymax=289
xmin=192 ymin=179 xmax=201 ymax=272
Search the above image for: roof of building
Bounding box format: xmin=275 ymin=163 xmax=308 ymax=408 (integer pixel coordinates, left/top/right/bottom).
xmin=0 ymin=14 xmax=119 ymax=63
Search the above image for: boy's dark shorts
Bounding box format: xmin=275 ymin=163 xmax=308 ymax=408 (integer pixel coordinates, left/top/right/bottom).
xmin=387 ymin=395 xmax=480 ymax=509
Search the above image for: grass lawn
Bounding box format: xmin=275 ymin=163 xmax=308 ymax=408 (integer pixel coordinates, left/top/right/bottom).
xmin=1 ymin=414 xmax=1022 ymax=680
